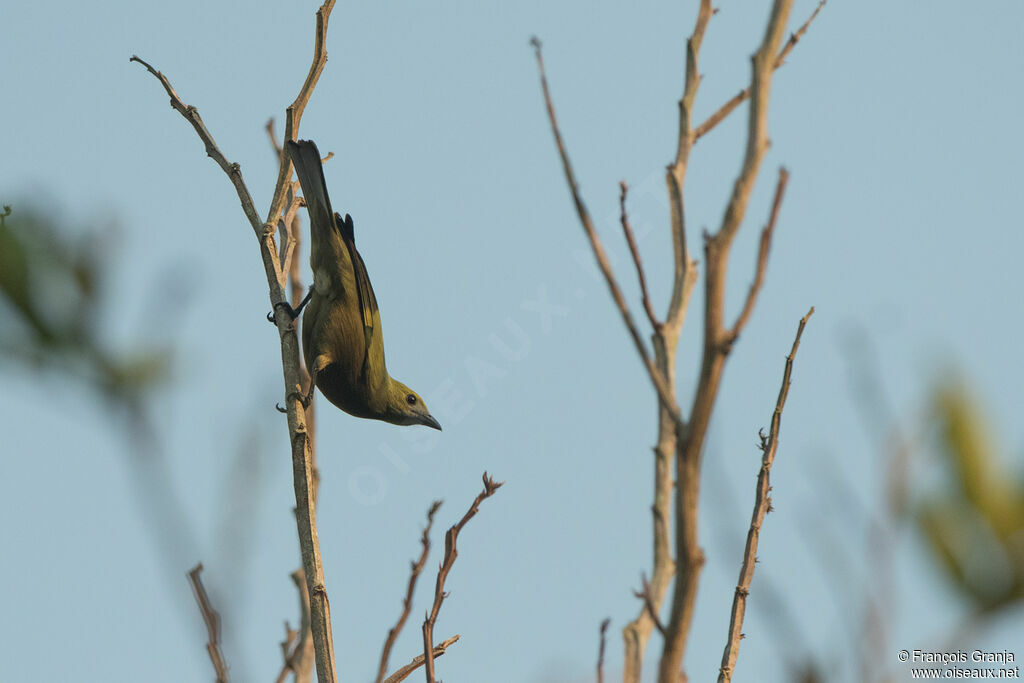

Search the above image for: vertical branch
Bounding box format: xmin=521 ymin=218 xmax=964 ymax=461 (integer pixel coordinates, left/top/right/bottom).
xmin=622 ymin=3 xmax=709 ymax=680
xmin=658 ymin=2 xmax=796 ymax=681
xmin=717 ymin=308 xmax=813 ymax=683
xmin=268 ymin=117 xmax=319 ymax=683
xmin=188 ymin=564 xmax=230 ymax=683
xmin=132 ymin=4 xmax=339 ymax=682
xmin=597 ymin=618 xmax=611 ymax=683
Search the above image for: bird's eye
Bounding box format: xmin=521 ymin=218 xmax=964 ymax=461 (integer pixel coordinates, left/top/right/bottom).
xmin=406 ymin=394 xmax=417 ymax=406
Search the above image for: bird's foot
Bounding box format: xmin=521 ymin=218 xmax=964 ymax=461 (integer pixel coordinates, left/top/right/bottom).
xmin=267 ymin=301 xmax=300 ymax=328
xmin=286 ymin=389 xmax=312 ymax=409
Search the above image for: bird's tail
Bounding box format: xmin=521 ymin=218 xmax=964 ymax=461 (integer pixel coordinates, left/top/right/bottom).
xmin=286 ymin=140 xmax=335 ymax=252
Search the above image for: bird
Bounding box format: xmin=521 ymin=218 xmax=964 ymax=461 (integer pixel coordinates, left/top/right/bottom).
xmin=276 ymin=139 xmax=441 ymax=430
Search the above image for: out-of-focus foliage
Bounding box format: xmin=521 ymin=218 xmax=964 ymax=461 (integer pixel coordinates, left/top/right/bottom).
xmin=917 ymin=380 xmax=1024 ymax=612
xmin=0 ymin=205 xmax=168 ymax=404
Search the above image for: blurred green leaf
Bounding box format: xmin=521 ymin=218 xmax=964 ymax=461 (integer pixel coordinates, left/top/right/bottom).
xmin=0 ymin=205 xmax=169 ymax=405
xmin=916 ymin=380 xmax=1024 ymax=612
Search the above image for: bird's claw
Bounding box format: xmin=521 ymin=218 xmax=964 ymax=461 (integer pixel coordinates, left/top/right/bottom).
xmin=267 ymin=301 xmax=299 ymax=328
xmin=286 ymin=390 xmax=312 ymax=409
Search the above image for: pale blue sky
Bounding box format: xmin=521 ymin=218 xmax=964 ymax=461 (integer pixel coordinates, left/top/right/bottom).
xmin=2 ymin=1 xmax=1023 ymax=681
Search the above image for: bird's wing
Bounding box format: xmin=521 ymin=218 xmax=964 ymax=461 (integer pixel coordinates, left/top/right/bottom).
xmin=337 ymin=212 xmax=378 ymax=343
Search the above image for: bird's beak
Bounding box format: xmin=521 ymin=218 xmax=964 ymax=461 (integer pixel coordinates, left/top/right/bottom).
xmin=421 ymin=413 xmax=442 ymax=431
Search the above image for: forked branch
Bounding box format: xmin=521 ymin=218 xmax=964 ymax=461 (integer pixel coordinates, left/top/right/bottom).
xmin=694 ymin=1 xmax=826 ymax=142
xmin=531 ymin=36 xmax=684 ymax=431
xmin=384 ymin=636 xmax=460 ymax=683
xmin=132 ymin=3 xmax=339 ymax=681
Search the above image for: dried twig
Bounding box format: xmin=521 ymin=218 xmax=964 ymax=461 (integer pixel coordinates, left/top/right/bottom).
xmin=693 ymin=1 xmax=826 ymax=142
xmin=530 ymin=36 xmax=684 ymax=431
xmin=265 ymin=1 xmax=337 ymax=226
xmin=132 ymin=3 xmax=339 ymax=681
xmin=383 ymin=636 xmax=460 ymax=683
xmin=187 ymin=564 xmax=230 ymax=683
xmin=659 ymin=2 xmax=797 ymax=681
xmin=276 ymin=570 xmax=314 ymax=683
xmin=422 ymin=473 xmax=503 ymax=682
xmin=619 ymin=182 xmax=660 ymax=331
xmin=377 ymin=501 xmax=443 ymax=683
xmin=633 ymin=574 xmax=667 ymax=637
xmin=597 ymin=618 xmax=611 ymax=683
xmin=718 ymin=307 xmax=813 ymax=683
xmin=726 ymin=168 xmax=790 ymax=344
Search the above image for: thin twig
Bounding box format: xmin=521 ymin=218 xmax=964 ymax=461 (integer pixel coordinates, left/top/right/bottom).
xmin=726 ymin=168 xmax=790 ymax=344
xmin=531 ymin=37 xmax=684 ymax=431
xmin=693 ymin=1 xmax=825 ymax=142
xmin=276 ymin=569 xmax=314 ymax=683
xmin=383 ymin=636 xmax=460 ymax=683
xmin=619 ymin=182 xmax=660 ymax=331
xmin=187 ymin=564 xmax=230 ymax=683
xmin=633 ymin=573 xmax=667 ymax=637
xmin=377 ymin=501 xmax=443 ymax=683
xmin=718 ymin=307 xmax=813 ymax=683
xmin=277 ymin=622 xmax=299 ymax=679
xmin=265 ymin=1 xmax=337 ymax=226
xmin=422 ymin=473 xmax=503 ymax=682
xmin=597 ymin=618 xmax=611 ymax=683
xmin=132 ymin=3 xmax=338 ymax=681
xmin=129 ymin=55 xmax=265 ymax=237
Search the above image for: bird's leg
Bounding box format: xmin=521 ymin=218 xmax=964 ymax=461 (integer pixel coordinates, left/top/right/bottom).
xmin=285 ymin=354 xmax=327 ymax=408
xmin=266 ymin=286 xmax=314 ymax=325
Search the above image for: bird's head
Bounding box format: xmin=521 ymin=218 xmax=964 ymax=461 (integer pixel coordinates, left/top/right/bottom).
xmin=384 ymin=380 xmax=442 ymax=430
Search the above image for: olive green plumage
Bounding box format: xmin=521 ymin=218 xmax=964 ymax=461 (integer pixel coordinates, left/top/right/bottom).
xmin=286 ymin=139 xmax=440 ymax=430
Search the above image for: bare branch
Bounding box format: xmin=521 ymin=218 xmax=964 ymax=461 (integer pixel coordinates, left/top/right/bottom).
xmin=129 ymin=56 xmax=266 ymax=239
xmin=377 ymin=501 xmax=443 ymax=683
xmin=267 ymin=118 xmax=284 ymax=157
xmin=265 ymin=0 xmax=337 ymax=226
xmin=726 ymin=168 xmax=790 ymax=344
xmin=422 ymin=473 xmax=503 ymax=682
xmin=383 ymin=636 xmax=459 ymax=683
xmin=659 ymin=2 xmax=797 ymax=680
xmin=621 ymin=6 xmax=710 ymax=679
xmin=276 ymin=569 xmax=314 ymax=683
xmin=718 ymin=307 xmax=813 ymax=683
xmin=619 ymin=182 xmax=660 ymax=331
xmin=187 ymin=564 xmax=230 ymax=683
xmin=132 ymin=4 xmax=339 ymax=682
xmin=530 ymin=37 xmax=685 ymax=431
xmin=694 ymin=1 xmax=826 ymax=142
xmin=664 ymin=0 xmax=712 ymax=332
xmin=597 ymin=618 xmax=611 ymax=683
